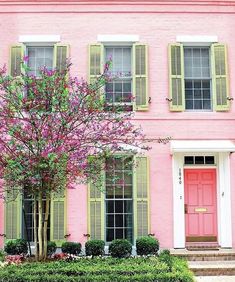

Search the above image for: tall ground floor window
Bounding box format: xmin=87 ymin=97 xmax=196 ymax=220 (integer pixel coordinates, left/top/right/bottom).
xmin=22 ymin=192 xmax=50 ymax=242
xmin=105 ymin=156 xmax=133 ymax=243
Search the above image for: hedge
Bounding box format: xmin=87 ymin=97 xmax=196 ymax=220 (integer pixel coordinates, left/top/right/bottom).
xmin=0 ymin=257 xmax=194 ymax=282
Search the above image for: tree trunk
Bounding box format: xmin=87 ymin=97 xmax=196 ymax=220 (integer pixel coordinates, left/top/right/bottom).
xmin=33 ymin=195 xmax=38 ymax=261
xmin=38 ymin=192 xmax=43 ymax=261
xmin=43 ymin=194 xmax=50 ymax=260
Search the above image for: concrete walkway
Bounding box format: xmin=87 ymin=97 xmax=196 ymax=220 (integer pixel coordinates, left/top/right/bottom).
xmin=196 ymin=277 xmax=235 ymax=282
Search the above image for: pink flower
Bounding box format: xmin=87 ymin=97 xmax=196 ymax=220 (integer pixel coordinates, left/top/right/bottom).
xmin=23 ymin=56 xmax=29 ymax=62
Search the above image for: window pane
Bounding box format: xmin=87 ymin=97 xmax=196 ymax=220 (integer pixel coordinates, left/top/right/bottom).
xmin=115 ymin=229 xmax=124 ymax=239
xmin=115 ymin=215 xmax=123 ymax=227
xmin=205 ymin=156 xmax=215 ymax=164
xmin=106 ymin=229 xmax=114 ymax=242
xmin=185 ymin=156 xmax=194 ymax=164
xmin=195 ymin=156 xmax=204 ymax=164
xmin=194 ymin=100 xmax=202 ymax=109
xmin=186 ymin=100 xmax=193 ymax=109
xmin=115 ymin=201 xmax=123 ymax=213
xmin=203 ymin=100 xmax=211 ymax=109
xmin=106 ymin=201 xmax=114 ymax=213
xmin=107 ymin=215 xmax=114 ymax=227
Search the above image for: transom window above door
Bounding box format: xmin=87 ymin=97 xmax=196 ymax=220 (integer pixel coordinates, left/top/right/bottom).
xmin=184 ymin=156 xmax=215 ymax=165
xmin=169 ymin=43 xmax=230 ymax=112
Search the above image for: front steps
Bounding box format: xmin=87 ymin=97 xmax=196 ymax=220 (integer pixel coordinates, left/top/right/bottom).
xmin=171 ymin=249 xmax=235 ymax=276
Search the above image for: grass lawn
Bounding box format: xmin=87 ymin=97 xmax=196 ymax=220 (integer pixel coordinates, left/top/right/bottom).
xmin=0 ymin=256 xmax=194 ymax=282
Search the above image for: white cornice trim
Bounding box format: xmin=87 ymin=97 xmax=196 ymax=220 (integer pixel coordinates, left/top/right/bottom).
xmin=176 ymin=35 xmax=218 ymax=43
xmin=97 ymin=34 xmax=139 ymax=43
xmin=171 ymin=140 xmax=235 ymax=153
xmin=19 ymin=35 xmax=60 ymax=43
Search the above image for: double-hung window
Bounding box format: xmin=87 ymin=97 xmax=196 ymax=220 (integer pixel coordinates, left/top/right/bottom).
xmin=89 ymin=43 xmax=149 ymax=111
xmin=105 ymin=156 xmax=133 ymax=243
xmin=105 ymin=47 xmax=132 ymax=111
xmin=10 ymin=43 xmax=69 ymax=78
xmin=27 ymin=46 xmax=54 ymax=77
xmin=184 ymin=47 xmax=211 ymax=110
xmin=88 ymin=156 xmax=149 ymax=244
xmin=169 ymin=43 xmax=230 ymax=112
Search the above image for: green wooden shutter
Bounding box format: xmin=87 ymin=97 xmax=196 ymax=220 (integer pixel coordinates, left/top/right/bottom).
xmin=89 ymin=44 xmax=104 ymax=81
xmin=211 ymin=43 xmax=230 ymax=111
xmin=134 ymin=156 xmax=150 ymax=239
xmin=169 ymin=43 xmax=185 ymax=111
xmin=5 ymin=191 xmax=21 ymax=240
xmin=88 ymin=181 xmax=104 ymax=240
xmin=88 ymin=44 xmax=104 ymax=101
xmin=50 ymin=189 xmax=66 ymax=246
xmin=133 ymin=44 xmax=148 ymax=111
xmin=10 ymin=45 xmax=24 ymax=77
xmin=54 ymin=44 xmax=69 ymax=72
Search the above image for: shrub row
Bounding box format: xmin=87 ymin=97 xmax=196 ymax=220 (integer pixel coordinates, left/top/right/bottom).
xmin=0 ymin=257 xmax=194 ymax=282
xmin=4 ymin=236 xmax=159 ymax=258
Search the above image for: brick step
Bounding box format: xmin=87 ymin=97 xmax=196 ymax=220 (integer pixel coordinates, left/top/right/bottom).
xmin=189 ymin=260 xmax=235 ymax=276
xmin=171 ymin=249 xmax=235 ymax=261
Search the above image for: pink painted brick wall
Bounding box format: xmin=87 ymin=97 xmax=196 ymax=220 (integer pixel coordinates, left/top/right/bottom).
xmin=0 ymin=1 xmax=235 ymax=248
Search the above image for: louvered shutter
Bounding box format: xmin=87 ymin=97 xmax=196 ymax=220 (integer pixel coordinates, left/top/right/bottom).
xmin=88 ymin=44 xmax=104 ymax=100
xmin=88 ymin=181 xmax=104 ymax=240
xmin=134 ymin=156 xmax=150 ymax=239
xmin=50 ymin=189 xmax=66 ymax=246
xmin=169 ymin=43 xmax=185 ymax=111
xmin=89 ymin=44 xmax=103 ymax=80
xmin=54 ymin=44 xmax=69 ymax=72
xmin=53 ymin=44 xmax=70 ymax=110
xmin=211 ymin=44 xmax=230 ymax=111
xmin=10 ymin=45 xmax=24 ymax=77
xmin=133 ymin=44 xmax=148 ymax=111
xmin=5 ymin=191 xmax=21 ymax=240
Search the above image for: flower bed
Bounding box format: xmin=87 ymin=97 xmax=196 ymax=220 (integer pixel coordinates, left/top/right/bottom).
xmin=0 ymin=256 xmax=194 ymax=282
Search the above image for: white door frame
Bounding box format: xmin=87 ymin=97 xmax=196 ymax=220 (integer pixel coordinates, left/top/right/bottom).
xmin=172 ymin=152 xmax=232 ymax=248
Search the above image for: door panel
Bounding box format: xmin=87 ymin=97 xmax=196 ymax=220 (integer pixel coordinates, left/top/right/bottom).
xmin=184 ymin=169 xmax=217 ymax=242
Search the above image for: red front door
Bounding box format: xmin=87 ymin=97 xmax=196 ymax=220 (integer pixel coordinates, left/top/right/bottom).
xmin=184 ymin=169 xmax=217 ymax=242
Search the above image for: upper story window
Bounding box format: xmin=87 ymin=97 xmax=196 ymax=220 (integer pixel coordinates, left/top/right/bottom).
xmin=10 ymin=43 xmax=69 ymax=78
xmin=169 ymin=43 xmax=230 ymax=112
xmin=184 ymin=47 xmax=211 ymax=111
xmin=105 ymin=46 xmax=132 ymax=111
xmin=27 ymin=46 xmax=54 ymax=77
xmin=89 ymin=43 xmax=149 ymax=112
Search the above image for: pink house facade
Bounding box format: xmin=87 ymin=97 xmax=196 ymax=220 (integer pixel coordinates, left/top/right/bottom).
xmin=1 ymin=0 xmax=235 ymax=251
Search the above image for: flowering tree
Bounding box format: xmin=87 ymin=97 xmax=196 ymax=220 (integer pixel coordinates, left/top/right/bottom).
xmin=0 ymin=60 xmax=148 ymax=260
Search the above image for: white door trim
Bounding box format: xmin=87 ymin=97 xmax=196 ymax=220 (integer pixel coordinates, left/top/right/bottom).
xmin=173 ymin=152 xmax=232 ymax=248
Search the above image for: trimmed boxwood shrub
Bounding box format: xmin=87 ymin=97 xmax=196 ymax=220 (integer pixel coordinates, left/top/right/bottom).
xmin=0 ymin=257 xmax=194 ymax=282
xmin=47 ymin=241 xmax=57 ymax=257
xmin=159 ymin=249 xmax=173 ymax=271
xmin=136 ymin=235 xmax=159 ymax=256
xmin=85 ymin=240 xmax=105 ymax=256
xmin=109 ymin=239 xmax=132 ymax=258
xmin=61 ymin=242 xmax=81 ymax=255
xmin=4 ymin=239 xmax=28 ymax=255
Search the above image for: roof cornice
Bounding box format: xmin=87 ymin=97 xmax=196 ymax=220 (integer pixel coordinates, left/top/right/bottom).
xmin=0 ymin=0 xmax=235 ymax=4
xmin=0 ymin=0 xmax=235 ymax=14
